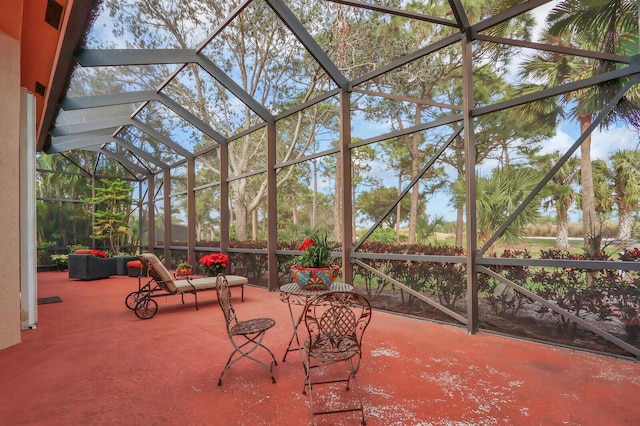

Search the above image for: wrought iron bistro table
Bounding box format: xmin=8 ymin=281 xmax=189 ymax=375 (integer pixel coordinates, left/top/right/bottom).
xmin=278 ymin=281 xmax=353 ymax=362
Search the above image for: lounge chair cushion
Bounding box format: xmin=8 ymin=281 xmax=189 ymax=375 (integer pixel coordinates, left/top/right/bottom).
xmin=138 ymin=252 xmax=248 ymax=294
xmin=174 ymin=277 xmax=216 ymax=291
xmin=139 ymin=253 xmax=177 ymax=292
xmin=174 ymin=275 xmax=247 ymax=292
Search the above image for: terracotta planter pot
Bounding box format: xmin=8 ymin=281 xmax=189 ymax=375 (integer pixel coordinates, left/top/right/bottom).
xmin=176 ymin=267 xmax=193 ymax=277
xmin=290 ymin=265 xmax=340 ymax=291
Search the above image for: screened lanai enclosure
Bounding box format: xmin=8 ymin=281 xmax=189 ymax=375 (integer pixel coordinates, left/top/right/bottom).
xmin=36 ymin=0 xmax=640 ymax=358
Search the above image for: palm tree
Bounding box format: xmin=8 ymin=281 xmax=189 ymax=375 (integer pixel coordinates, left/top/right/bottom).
xmin=519 ymin=36 xmax=599 ymax=253
xmin=591 ymin=159 xmax=615 ymax=226
xmin=520 ymin=0 xmax=638 ymax=256
xmin=416 ymin=215 xmax=445 ymax=244
xmin=547 ymin=1 xmax=638 ymax=60
xmin=452 ymin=167 xmax=542 ymax=254
xmin=609 ymin=150 xmax=640 ymax=243
xmin=540 ymin=153 xmax=580 ymax=248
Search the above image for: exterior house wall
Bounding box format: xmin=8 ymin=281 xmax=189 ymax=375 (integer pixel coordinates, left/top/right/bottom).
xmin=0 ymin=3 xmax=24 ymax=350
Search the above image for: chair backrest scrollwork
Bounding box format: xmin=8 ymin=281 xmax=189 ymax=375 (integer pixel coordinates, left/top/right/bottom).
xmin=303 ymin=291 xmax=372 ymax=368
xmin=216 ymin=274 xmax=237 ymax=330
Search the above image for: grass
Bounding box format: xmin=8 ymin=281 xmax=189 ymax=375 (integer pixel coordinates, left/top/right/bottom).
xmin=419 ymin=235 xmax=624 ymax=259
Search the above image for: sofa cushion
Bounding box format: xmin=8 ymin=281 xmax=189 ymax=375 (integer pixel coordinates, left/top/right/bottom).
xmin=127 ymin=260 xmax=146 ymax=277
xmin=74 ymin=249 xmax=109 ymax=258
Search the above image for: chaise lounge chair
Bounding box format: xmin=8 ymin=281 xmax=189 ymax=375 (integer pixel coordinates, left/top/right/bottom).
xmin=125 ymin=253 xmax=247 ymax=320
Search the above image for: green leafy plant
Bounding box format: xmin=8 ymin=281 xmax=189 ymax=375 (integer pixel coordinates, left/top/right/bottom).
xmin=177 ymin=256 xmax=192 ymax=270
xmin=51 ymin=254 xmax=69 ymax=268
xmin=175 ymin=259 xmax=193 ymax=277
xmin=291 ymin=231 xmax=334 ymax=268
xmin=84 ymin=178 xmax=133 ymax=256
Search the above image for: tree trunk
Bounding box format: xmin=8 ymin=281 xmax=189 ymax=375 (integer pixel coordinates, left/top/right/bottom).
xmin=333 ymin=150 xmax=343 ymax=242
xmin=312 ymin=158 xmax=317 ymax=228
xmin=579 ymin=115 xmax=599 ymax=256
xmin=455 ymin=137 xmax=465 ymax=248
xmin=235 ymin=202 xmax=248 ymax=241
xmin=579 ymin=115 xmax=599 ymax=289
xmin=409 ymin=181 xmax=419 ymax=244
xmin=252 ymin=208 xmax=258 ymax=241
xmin=408 ymin=106 xmax=422 ymax=244
xmin=352 ymin=184 xmax=357 ymax=243
xmin=232 ymin=179 xmax=248 ymax=241
xmin=58 ymin=201 xmax=67 ymax=247
xmin=556 ymin=208 xmax=570 ymax=248
xmin=618 ymin=209 xmax=633 ymax=244
xmin=396 ymin=174 xmax=402 ymax=244
xmin=502 ymin=142 xmax=510 ymax=166
xmin=456 ymin=206 xmax=464 ymax=248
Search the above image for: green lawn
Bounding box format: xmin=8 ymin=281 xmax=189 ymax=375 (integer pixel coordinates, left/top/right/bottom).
xmin=425 ymin=235 xmax=622 ymax=258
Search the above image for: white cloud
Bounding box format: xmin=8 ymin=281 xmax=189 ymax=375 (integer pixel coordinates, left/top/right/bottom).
xmin=504 ymin=1 xmax=560 ymax=83
xmin=534 ymin=124 xmax=638 ymax=162
xmin=530 ymin=1 xmax=560 ymax=43
xmin=368 ymin=159 xmax=397 ymax=186
xmin=592 ymin=125 xmax=639 ymax=160
xmin=538 ymin=128 xmax=575 ymax=156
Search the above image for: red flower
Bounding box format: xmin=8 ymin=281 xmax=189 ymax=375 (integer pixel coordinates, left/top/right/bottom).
xmin=297 ymin=238 xmax=314 ymax=251
xmin=624 ymin=248 xmax=640 ymax=260
xmin=198 ymin=253 xmax=230 ymax=276
xmin=198 ymin=253 xmax=229 ymax=268
xmin=91 ymin=249 xmax=109 ymax=258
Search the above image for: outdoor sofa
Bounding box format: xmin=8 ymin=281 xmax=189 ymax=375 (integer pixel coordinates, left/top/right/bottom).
xmin=68 ymin=250 xmax=137 ymax=280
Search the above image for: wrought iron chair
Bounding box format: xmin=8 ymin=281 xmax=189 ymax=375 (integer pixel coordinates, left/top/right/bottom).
xmin=215 ymin=274 xmax=278 ymax=386
xmin=301 ymin=291 xmax=372 ymax=425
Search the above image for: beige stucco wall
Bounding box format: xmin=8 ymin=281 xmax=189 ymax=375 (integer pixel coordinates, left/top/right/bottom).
xmin=0 ymin=29 xmax=23 ymax=350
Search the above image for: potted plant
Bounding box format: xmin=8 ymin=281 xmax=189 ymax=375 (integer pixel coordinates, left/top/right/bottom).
xmin=198 ymin=253 xmax=230 ymax=277
xmin=290 ymin=231 xmax=339 ymax=290
xmin=620 ymin=248 xmax=640 ymax=261
xmin=51 ymin=254 xmax=69 ymax=271
xmin=176 ymin=258 xmax=193 ymax=277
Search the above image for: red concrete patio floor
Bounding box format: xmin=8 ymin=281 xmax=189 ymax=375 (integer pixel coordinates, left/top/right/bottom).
xmin=2 ymin=272 xmax=640 ymax=425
